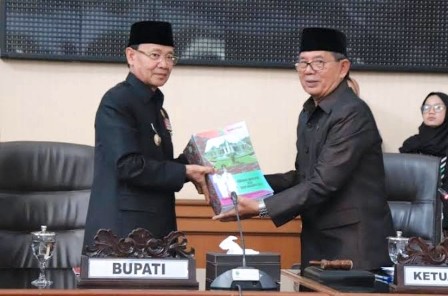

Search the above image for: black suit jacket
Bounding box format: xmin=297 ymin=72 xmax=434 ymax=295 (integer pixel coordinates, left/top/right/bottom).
xmin=83 ymin=73 xmax=187 ymax=247
xmin=265 ymin=81 xmax=394 ymax=271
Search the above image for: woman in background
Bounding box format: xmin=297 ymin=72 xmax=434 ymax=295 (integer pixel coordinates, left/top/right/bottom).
xmin=399 ymin=92 xmax=448 ymax=236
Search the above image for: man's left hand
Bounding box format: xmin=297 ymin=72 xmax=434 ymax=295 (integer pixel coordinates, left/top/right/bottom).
xmin=212 ymin=197 xmax=259 ymax=221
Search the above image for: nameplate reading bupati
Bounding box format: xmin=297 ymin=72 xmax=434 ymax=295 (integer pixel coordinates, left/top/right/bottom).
xmin=88 ymin=258 xmax=189 ymax=279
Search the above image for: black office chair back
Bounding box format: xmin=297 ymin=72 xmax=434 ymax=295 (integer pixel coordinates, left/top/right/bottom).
xmin=0 ymin=141 xmax=93 ymax=268
xmin=383 ymin=152 xmax=442 ymax=245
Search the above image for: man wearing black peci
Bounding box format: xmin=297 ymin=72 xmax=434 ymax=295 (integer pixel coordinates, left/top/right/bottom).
xmin=83 ymin=21 xmax=213 ymax=247
xmin=214 ymin=27 xmax=394 ymax=273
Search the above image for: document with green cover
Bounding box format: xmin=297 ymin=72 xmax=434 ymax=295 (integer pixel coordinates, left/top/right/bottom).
xmin=183 ymin=121 xmax=273 ymax=214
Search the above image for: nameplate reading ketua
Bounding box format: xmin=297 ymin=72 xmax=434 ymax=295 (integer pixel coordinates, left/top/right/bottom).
xmin=87 ymin=258 xmax=189 ymax=279
xmin=404 ymin=266 xmax=448 ymax=287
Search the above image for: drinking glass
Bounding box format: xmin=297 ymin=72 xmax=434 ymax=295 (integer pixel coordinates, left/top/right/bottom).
xmin=387 ymin=230 xmax=409 ymax=264
xmin=31 ymin=225 xmax=56 ymax=288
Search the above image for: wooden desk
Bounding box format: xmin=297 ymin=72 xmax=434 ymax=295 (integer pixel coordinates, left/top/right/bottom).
xmin=0 ymin=268 xmax=322 ymax=296
xmin=176 ymin=199 xmax=301 ymax=269
xmin=281 ymin=270 xmax=415 ymax=296
xmin=0 ymin=290 xmax=322 ymax=296
xmin=0 ymin=268 xmax=421 ymax=295
xmin=281 ymin=269 xmax=340 ymax=295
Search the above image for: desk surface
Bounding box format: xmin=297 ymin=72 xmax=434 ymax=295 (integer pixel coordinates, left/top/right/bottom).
xmin=0 ymin=268 xmax=430 ymax=296
xmin=281 ymin=270 xmax=413 ymax=296
xmin=0 ymin=291 xmax=317 ymax=296
xmin=0 ymin=268 xmax=304 ymax=295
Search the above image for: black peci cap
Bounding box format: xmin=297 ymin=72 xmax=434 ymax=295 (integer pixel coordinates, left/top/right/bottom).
xmin=127 ymin=21 xmax=174 ymax=47
xmin=300 ymin=27 xmax=347 ymax=56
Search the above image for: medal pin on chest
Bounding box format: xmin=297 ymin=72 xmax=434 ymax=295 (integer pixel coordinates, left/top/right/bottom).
xmin=151 ymin=123 xmax=162 ymax=146
xmin=154 ymin=134 xmax=162 ymax=146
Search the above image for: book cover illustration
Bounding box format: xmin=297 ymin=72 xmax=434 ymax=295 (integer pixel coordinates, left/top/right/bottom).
xmin=183 ymin=121 xmax=273 ymax=214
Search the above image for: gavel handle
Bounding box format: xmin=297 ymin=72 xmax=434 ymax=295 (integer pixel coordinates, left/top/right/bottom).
xmin=309 ymin=259 xmax=353 ymax=270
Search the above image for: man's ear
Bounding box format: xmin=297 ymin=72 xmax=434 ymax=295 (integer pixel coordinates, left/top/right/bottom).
xmin=125 ymin=47 xmax=135 ymax=66
xmin=339 ymin=59 xmax=351 ymax=78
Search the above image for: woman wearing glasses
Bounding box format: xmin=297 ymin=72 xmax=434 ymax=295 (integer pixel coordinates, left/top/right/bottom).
xmin=399 ymin=92 xmax=448 ymax=236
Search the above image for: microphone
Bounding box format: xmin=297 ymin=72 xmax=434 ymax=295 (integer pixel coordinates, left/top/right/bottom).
xmin=210 ymin=191 xmax=277 ymax=291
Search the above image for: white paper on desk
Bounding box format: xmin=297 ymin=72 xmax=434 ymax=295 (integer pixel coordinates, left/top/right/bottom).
xmin=219 ymin=235 xmax=259 ymax=254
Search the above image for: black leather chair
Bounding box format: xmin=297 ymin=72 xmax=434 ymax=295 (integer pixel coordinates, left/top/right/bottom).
xmin=0 ymin=141 xmax=94 ymax=268
xmin=383 ymin=152 xmax=442 ymax=245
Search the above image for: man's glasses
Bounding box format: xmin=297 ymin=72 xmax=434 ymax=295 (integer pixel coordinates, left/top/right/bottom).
xmin=135 ymin=49 xmax=178 ymax=65
xmin=421 ymin=104 xmax=446 ymax=113
xmin=295 ymin=60 xmax=341 ymax=72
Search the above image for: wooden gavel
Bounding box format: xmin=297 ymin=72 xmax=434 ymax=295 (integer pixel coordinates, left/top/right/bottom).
xmin=309 ymin=259 xmax=353 ymax=270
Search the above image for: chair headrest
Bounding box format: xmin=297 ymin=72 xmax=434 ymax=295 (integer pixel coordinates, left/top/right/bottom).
xmin=0 ymin=141 xmax=94 ymax=191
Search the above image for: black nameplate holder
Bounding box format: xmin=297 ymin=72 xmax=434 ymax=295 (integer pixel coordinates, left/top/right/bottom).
xmin=77 ymin=228 xmax=198 ymax=289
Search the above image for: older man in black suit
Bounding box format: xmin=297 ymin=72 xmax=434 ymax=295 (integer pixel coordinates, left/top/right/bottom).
xmin=214 ymin=28 xmax=394 ymax=272
xmin=83 ymin=21 xmax=213 ymax=247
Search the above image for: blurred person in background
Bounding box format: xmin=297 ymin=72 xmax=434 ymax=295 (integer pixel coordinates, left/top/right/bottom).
xmin=400 ymin=92 xmax=448 ymax=236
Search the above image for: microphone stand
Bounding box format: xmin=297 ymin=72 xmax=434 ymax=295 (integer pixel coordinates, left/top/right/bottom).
xmin=231 ymin=191 xmax=246 ymax=268
xmin=210 ymin=191 xmax=277 ymax=291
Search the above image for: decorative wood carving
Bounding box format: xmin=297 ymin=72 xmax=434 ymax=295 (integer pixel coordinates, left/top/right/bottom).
xmin=84 ymin=228 xmax=195 ymax=258
xmin=398 ymin=237 xmax=448 ymax=265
